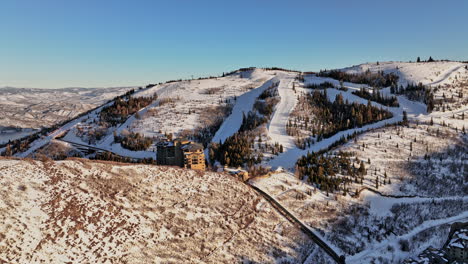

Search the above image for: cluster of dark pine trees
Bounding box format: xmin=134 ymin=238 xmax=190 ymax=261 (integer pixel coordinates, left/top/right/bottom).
xmin=296 ymin=151 xmax=366 ymax=194
xmin=304 ymin=81 xmax=335 ymax=89
xmin=239 ymin=111 xmax=267 ymax=132
xmin=114 ymin=131 xmax=152 ymax=151
xmin=391 ymin=82 xmax=435 ymax=111
xmin=258 ymin=82 xmax=280 ymax=99
xmin=100 ymin=93 xmax=157 ymax=127
xmin=353 ymin=87 xmax=399 ymax=107
xmin=318 ymin=69 xmax=398 ymax=88
xmin=288 ymin=90 xmax=393 ymax=141
xmin=416 ymin=56 xmax=435 ymax=63
xmin=209 ymin=132 xmax=260 ymax=168
xmin=1 ymin=135 xmax=39 ymax=156
xmin=263 ymin=67 xmax=299 ymax=73
xmin=239 ymin=83 xmax=280 ymax=133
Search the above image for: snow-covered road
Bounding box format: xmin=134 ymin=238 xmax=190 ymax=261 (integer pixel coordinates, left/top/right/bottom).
xmin=347 ymin=210 xmax=468 ymax=263
xmin=428 ymin=64 xmax=467 ymax=86
xmin=15 ymin=103 xmax=112 ymax=158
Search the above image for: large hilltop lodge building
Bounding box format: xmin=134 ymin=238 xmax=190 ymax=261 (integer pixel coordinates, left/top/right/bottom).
xmin=156 ymin=138 xmax=206 ymax=170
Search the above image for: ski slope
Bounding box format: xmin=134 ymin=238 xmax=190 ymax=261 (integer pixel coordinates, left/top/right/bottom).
xmin=266 ymin=72 xmax=297 ymax=149
xmin=211 ymin=77 xmax=277 ymax=144
xmin=265 ymin=82 xmax=410 ymax=170
xmin=264 ymin=61 xmax=467 ymax=170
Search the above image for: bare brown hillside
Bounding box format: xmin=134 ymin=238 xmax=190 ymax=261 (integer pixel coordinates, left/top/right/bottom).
xmin=0 ymin=158 xmax=312 ymax=263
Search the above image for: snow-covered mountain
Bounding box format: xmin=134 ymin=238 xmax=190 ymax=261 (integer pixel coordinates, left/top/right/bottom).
xmin=1 ymin=61 xmax=467 ymax=264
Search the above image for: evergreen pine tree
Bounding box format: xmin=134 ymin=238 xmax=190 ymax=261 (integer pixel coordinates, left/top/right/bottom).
xmin=5 ymin=144 xmax=12 ymax=156
xmin=402 ymin=111 xmax=408 ymax=125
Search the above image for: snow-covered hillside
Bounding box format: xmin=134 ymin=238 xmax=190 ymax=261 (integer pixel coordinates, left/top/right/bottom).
xmin=247 ymin=62 xmax=467 ymax=263
xmin=0 ymin=158 xmax=319 ymax=263
xmin=2 ymin=62 xmax=467 ymax=263
xmin=0 ymin=86 xmax=134 ymax=130
xmin=342 ymin=61 xmax=466 ymax=86
xmin=131 ymin=69 xmax=275 ymax=139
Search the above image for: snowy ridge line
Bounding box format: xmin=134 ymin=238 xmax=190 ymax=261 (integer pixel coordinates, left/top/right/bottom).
xmin=249 ymin=183 xmax=346 ymax=264
xmin=427 ymin=64 xmax=467 ymax=86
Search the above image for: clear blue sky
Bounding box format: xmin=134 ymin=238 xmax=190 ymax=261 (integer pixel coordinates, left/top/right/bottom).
xmin=1 ymin=0 xmax=467 ymax=88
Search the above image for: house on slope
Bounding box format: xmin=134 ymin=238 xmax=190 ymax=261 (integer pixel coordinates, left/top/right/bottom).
xmin=403 ymin=222 xmax=468 ymax=264
xmin=445 ymin=227 xmax=467 ymax=263
xmin=403 ymin=247 xmax=448 ymax=264
xmin=156 ymin=138 xmax=205 ymax=170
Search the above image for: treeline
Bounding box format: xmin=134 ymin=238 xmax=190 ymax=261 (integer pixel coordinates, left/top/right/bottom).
xmin=100 ymin=93 xmax=157 ymax=126
xmin=262 ymin=67 xmax=300 ymax=73
xmin=391 ymin=83 xmax=434 ymax=112
xmin=416 ymin=56 xmax=435 ymax=63
xmin=239 ymin=111 xmax=267 ymax=132
xmin=1 ymin=135 xmax=39 ymax=156
xmin=114 ymin=131 xmax=152 ymax=151
xmin=223 ymin=67 xmax=300 ymax=77
xmin=353 ymin=87 xmax=399 ymax=107
xmin=92 ymin=151 xmax=155 ymax=164
xmin=304 ymin=81 xmax=335 ymax=89
xmin=296 ymin=151 xmax=366 ymax=194
xmin=209 ymin=131 xmax=284 ymax=168
xmin=258 ymin=82 xmax=279 ymax=99
xmin=253 ymin=96 xmax=278 ymax=118
xmin=288 ymin=90 xmax=393 ymax=141
xmin=317 ymin=69 xmax=398 ymax=88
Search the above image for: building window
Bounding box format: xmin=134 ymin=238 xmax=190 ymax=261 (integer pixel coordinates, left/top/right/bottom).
xmin=168 ymin=148 xmax=175 ymax=157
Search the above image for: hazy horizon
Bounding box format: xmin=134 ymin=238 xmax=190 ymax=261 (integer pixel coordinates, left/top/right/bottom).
xmin=1 ymin=0 xmax=467 ymax=88
xmin=2 ymin=58 xmax=468 ymax=89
